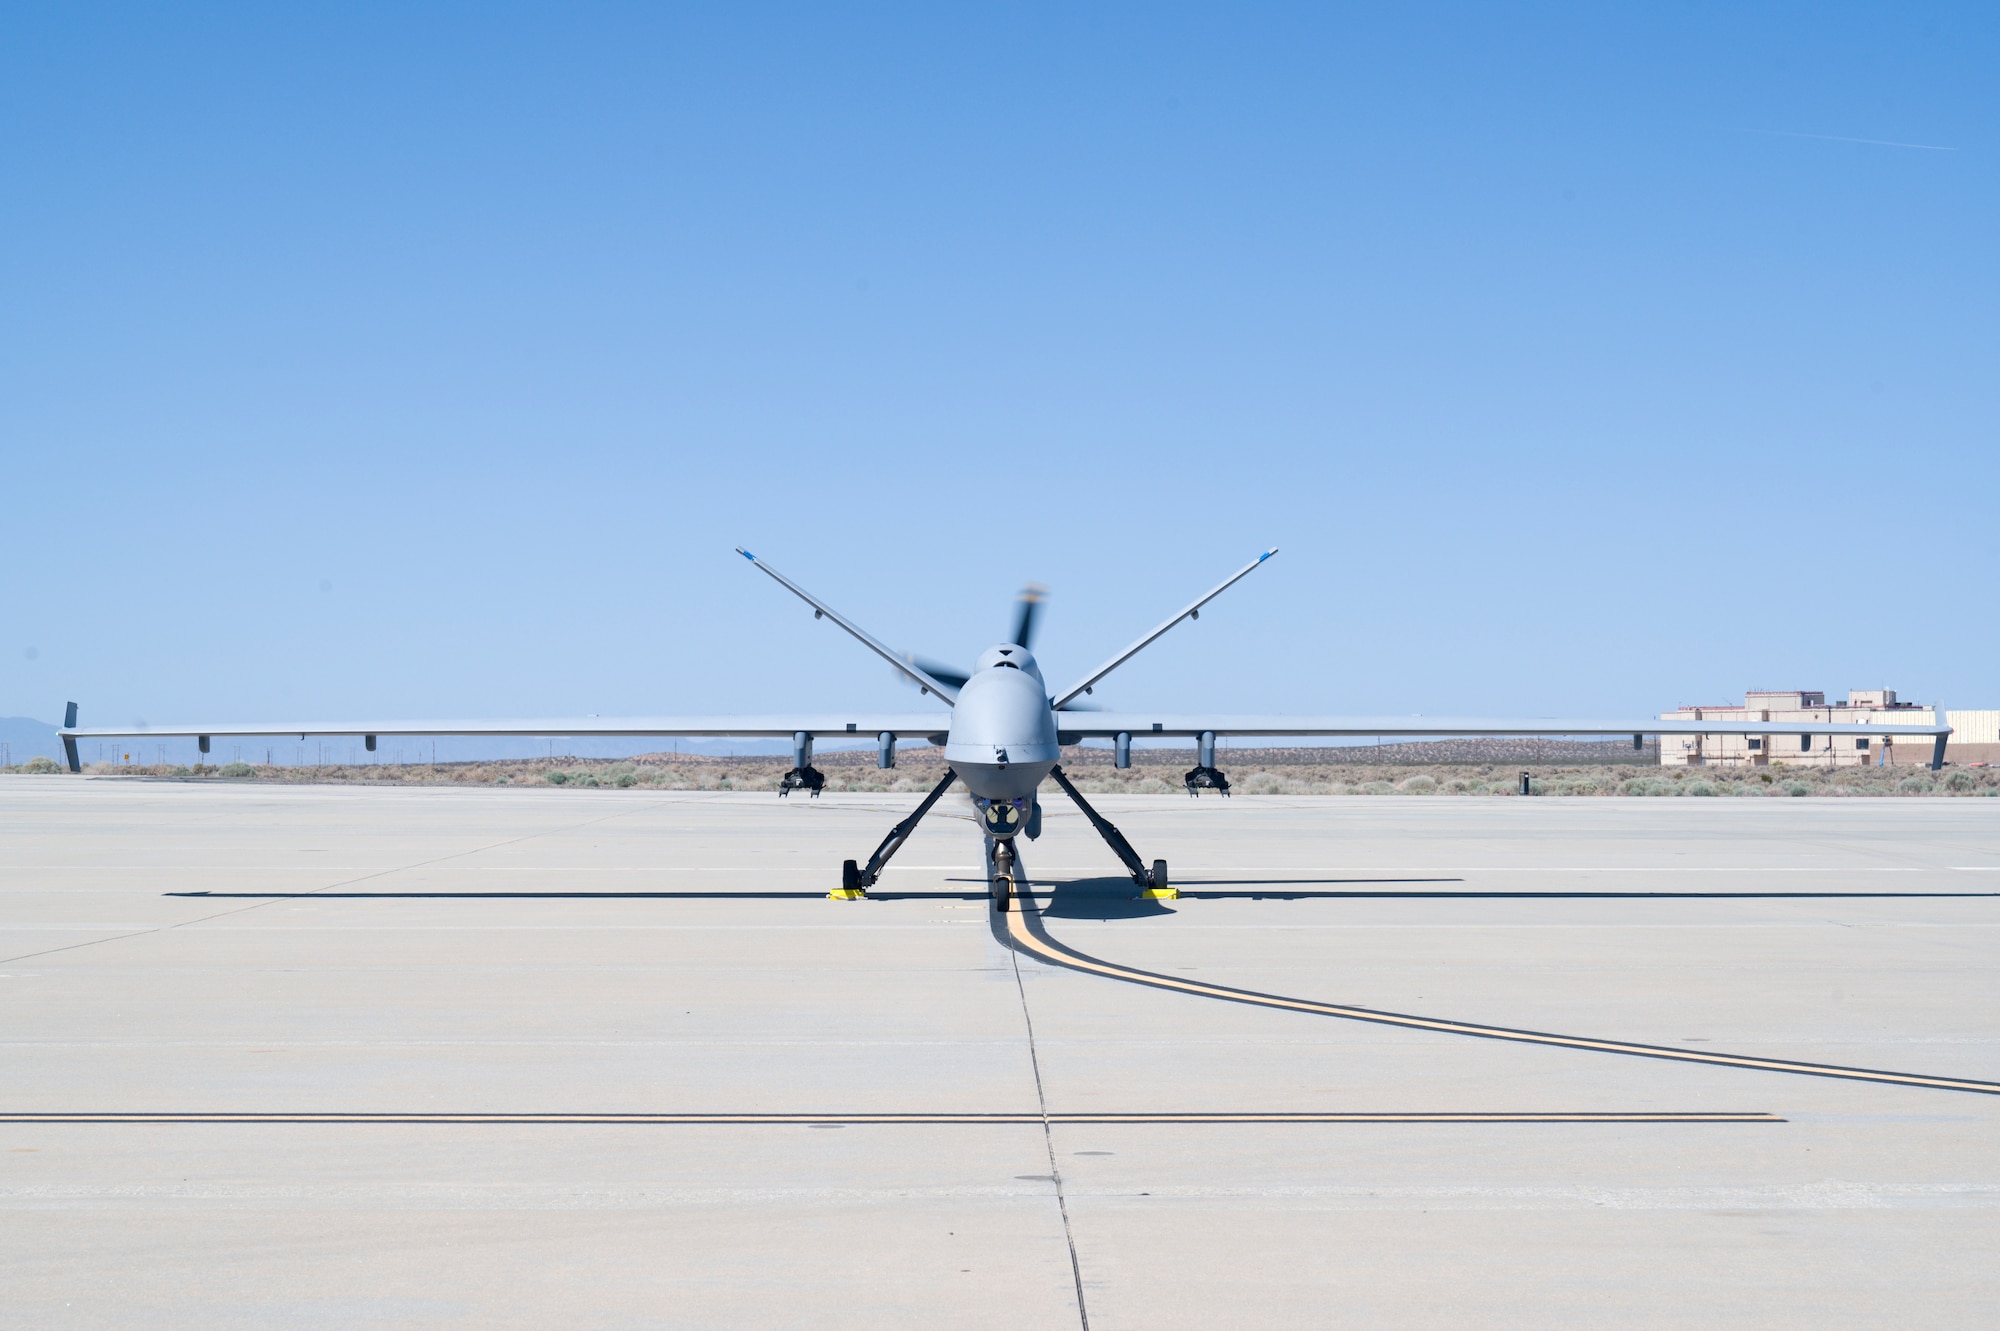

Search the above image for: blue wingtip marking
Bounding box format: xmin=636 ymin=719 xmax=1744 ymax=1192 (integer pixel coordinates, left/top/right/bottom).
xmin=738 ymin=548 xmax=755 ymax=560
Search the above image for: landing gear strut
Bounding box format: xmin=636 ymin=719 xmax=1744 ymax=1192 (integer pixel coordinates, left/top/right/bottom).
xmin=988 ymin=838 xmax=1016 ymax=913
xmin=830 ymin=769 xmax=958 ymax=900
xmin=1046 ymin=764 xmax=1175 ymax=900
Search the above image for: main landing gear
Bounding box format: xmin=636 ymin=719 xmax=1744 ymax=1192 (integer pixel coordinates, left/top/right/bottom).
xmin=831 ymin=770 xmax=959 ymax=900
xmin=1046 ymin=765 xmax=1174 ymax=900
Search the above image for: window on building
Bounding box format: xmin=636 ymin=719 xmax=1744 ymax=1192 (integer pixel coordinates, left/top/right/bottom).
xmin=1856 ymin=738 xmax=1870 ymax=750
xmin=1748 ymin=738 xmax=1762 ymax=750
xmin=1800 ymin=734 xmax=1812 ymax=751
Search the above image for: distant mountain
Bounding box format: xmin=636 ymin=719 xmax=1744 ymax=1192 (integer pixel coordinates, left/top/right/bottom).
xmin=0 ymin=716 xmax=62 ymax=764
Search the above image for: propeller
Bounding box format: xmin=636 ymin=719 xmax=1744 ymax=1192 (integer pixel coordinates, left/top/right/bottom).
xmin=1009 ymin=583 xmax=1047 ymax=649
xmin=899 ymin=583 xmax=1048 ymax=694
xmin=906 ymin=653 xmax=970 ymax=692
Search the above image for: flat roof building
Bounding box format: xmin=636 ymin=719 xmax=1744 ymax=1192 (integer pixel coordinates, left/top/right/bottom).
xmin=1659 ymin=691 xmax=1994 ymax=767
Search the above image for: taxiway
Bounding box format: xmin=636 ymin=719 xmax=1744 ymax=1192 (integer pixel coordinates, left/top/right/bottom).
xmin=4 ymin=778 xmax=1998 ymax=1327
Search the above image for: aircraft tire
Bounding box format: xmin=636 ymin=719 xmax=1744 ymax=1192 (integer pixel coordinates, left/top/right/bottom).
xmin=1152 ymin=859 xmax=1168 ymax=891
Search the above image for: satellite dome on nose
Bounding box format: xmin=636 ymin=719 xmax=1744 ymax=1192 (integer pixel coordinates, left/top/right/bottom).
xmin=973 ymin=644 xmax=1044 ymax=685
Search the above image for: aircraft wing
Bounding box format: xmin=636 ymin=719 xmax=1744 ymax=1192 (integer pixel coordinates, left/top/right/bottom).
xmin=1052 ymin=713 xmax=1952 ymax=743
xmin=55 ymin=711 xmax=951 ymax=771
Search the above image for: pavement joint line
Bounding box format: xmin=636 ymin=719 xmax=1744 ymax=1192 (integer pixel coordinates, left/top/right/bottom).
xmin=0 ymin=1112 xmax=1786 ymax=1124
xmin=996 ymin=889 xmax=2000 ymax=1097
xmin=1008 ymin=913 xmax=1092 ymax=1330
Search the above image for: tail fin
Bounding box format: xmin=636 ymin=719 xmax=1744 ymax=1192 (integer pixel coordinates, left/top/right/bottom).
xmin=61 ymin=702 xmax=80 ymax=772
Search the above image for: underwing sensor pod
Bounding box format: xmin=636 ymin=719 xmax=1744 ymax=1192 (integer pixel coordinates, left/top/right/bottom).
xmin=56 ymin=546 xmax=1953 ymax=912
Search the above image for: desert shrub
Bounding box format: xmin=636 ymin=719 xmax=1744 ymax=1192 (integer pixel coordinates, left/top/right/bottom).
xmin=1399 ymin=775 xmax=1436 ymax=794
xmin=217 ymin=761 xmax=254 ymax=778
xmin=1620 ymin=778 xmax=1668 ymax=796
xmin=1134 ymin=777 xmax=1174 ymax=794
xmin=615 ymin=772 xmax=637 ymax=787
xmin=1945 ymin=770 xmax=1978 ymax=793
xmin=169 ymin=765 xmax=191 ymax=777
xmin=545 ymin=770 xmax=569 ymax=785
xmin=1783 ymin=780 xmax=1812 ymax=797
xmin=1686 ymin=780 xmax=1717 ymax=797
xmin=19 ymin=754 xmax=61 ymax=774
xmin=1897 ymin=776 xmax=1934 ymax=795
xmin=1359 ymin=780 xmax=1396 ymax=795
xmin=1241 ymin=771 xmax=1288 ymax=795
xmin=1444 ymin=778 xmax=1473 ymax=793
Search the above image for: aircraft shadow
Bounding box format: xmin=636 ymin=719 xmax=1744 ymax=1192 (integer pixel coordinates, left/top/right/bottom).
xmin=1029 ymin=876 xmax=1177 ymax=920
xmin=955 ymin=876 xmax=1468 ymax=888
xmin=164 ymin=890 xmax=988 ymax=901
xmin=1181 ymin=889 xmax=1998 ymax=900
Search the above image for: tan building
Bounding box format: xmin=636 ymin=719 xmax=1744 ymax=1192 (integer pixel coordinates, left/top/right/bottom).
xmin=1659 ymin=690 xmax=1966 ymax=768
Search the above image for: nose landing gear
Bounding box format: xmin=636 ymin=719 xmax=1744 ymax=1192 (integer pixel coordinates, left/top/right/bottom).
xmin=989 ymin=839 xmax=1015 ymax=913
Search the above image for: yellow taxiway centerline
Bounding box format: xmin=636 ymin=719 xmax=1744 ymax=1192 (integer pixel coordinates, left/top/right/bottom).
xmin=999 ymin=892 xmax=2000 ymax=1097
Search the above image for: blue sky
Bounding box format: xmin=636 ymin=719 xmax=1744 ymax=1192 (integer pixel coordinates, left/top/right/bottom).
xmin=4 ymin=3 xmax=1994 ymax=740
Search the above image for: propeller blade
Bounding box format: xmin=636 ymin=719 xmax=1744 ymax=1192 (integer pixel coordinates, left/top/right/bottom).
xmin=905 ymin=654 xmax=971 ymax=692
xmin=1010 ymin=583 xmax=1048 ymax=648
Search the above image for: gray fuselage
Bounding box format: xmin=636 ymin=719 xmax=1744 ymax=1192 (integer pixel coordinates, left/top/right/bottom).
xmin=941 ymin=645 xmax=1059 ymax=829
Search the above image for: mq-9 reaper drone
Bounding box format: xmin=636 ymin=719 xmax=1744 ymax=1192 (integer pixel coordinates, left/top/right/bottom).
xmin=57 ymin=548 xmax=1954 ymax=911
